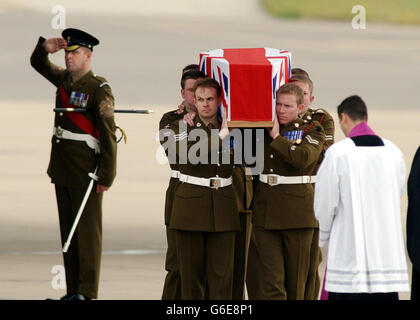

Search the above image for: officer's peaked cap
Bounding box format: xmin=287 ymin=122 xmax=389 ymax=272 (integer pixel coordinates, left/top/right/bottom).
xmin=62 ymin=28 xmax=99 ymax=52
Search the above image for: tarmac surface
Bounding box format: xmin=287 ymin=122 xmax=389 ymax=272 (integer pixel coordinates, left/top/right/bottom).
xmin=0 ymin=0 xmax=419 ymax=299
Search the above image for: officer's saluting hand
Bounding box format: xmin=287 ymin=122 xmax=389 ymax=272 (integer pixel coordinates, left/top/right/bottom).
xmin=30 ymin=28 xmax=117 ymax=300
xmin=43 ymin=37 xmax=68 ymax=53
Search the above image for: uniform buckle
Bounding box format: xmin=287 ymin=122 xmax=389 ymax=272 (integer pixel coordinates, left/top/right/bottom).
xmin=268 ymin=175 xmax=278 ymax=186
xmin=56 ymin=126 xmax=63 ymax=138
xmin=210 ymin=178 xmax=221 ymax=189
xmin=301 ymin=176 xmax=311 ymax=183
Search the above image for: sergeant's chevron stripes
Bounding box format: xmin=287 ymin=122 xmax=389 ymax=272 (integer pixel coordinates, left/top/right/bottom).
xmin=305 ymin=135 xmax=319 ymax=145
xmin=174 ymin=131 xmax=188 ymax=141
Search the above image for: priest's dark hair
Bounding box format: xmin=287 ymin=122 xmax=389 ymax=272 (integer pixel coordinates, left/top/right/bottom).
xmin=337 ymin=95 xmax=368 ymax=121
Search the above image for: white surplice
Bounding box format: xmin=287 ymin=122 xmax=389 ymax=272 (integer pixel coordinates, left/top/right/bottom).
xmin=314 ymin=137 xmax=409 ymax=293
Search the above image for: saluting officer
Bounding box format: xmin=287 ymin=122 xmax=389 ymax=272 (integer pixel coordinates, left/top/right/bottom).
xmin=252 ymin=83 xmax=324 ymax=300
xmin=169 ymin=78 xmax=240 ymax=299
xmin=30 ymin=28 xmax=117 ymax=300
xmin=159 ymin=69 xmax=205 ymax=300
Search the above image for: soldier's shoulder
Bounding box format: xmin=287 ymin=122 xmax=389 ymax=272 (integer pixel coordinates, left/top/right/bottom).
xmin=310 ymin=107 xmax=333 ymax=119
xmin=91 ymin=73 xmax=111 ymax=89
xmin=302 ymin=120 xmax=323 ymax=136
xmin=162 ymin=109 xmax=182 ymax=119
xmin=301 ymin=120 xmax=323 ymax=147
xmin=160 ymin=109 xmax=184 ymax=129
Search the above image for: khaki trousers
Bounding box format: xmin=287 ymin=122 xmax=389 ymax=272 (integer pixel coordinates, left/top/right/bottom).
xmin=232 ymin=212 xmax=252 ymax=300
xmin=246 ymin=225 xmax=264 ymax=299
xmin=55 ymin=185 xmax=103 ymax=299
xmin=175 ymin=230 xmax=236 ymax=300
xmin=161 ymin=227 xmax=181 ymax=299
xmin=253 ymin=226 xmax=314 ymax=300
xmin=304 ymin=228 xmax=322 ymax=300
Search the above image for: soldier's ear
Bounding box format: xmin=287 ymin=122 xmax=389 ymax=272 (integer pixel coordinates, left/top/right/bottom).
xmin=297 ymin=103 xmax=305 ymax=114
xmin=340 ymin=112 xmax=350 ymax=125
xmin=310 ymin=95 xmax=315 ymax=104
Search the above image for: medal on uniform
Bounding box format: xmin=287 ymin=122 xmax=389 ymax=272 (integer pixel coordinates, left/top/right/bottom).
xmin=284 ymin=131 xmax=294 ymax=143
xmin=284 ymin=130 xmax=303 ymax=144
xmin=296 ymin=130 xmax=303 ymax=144
xmin=69 ymin=91 xmax=89 ymax=108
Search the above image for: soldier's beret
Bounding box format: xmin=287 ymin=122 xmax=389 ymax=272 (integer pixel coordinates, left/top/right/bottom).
xmin=62 ymin=28 xmax=99 ymax=52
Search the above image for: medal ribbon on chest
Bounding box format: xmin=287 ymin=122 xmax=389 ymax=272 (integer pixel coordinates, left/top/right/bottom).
xmin=284 ymin=130 xmax=303 ymax=144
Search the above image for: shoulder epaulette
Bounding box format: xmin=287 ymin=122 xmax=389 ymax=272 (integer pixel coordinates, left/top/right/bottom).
xmin=312 ymin=108 xmax=325 ymax=114
xmin=92 ymin=74 xmax=110 ymax=88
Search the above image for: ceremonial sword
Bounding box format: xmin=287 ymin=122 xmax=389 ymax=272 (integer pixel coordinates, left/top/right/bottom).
xmin=62 ymin=164 xmax=99 ymax=253
xmin=54 ymin=108 xmax=154 ymax=114
xmin=59 ymin=106 xmax=151 ymax=250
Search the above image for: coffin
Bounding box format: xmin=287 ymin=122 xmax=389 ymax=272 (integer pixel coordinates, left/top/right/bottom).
xmin=199 ymin=48 xmax=291 ymax=127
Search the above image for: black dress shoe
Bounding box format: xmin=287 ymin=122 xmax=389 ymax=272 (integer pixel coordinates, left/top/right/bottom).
xmin=46 ymin=294 xmax=72 ymax=300
xmin=67 ymin=293 xmax=91 ymax=300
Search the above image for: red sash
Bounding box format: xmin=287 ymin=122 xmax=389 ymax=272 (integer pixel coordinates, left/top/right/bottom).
xmin=59 ymin=85 xmax=100 ymax=139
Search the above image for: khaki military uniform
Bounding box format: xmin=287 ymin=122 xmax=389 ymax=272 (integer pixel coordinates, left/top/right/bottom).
xmin=231 ymin=166 xmax=253 ymax=300
xmin=252 ymin=118 xmax=324 ymax=300
xmin=300 ymin=108 xmax=334 ymax=300
xmin=159 ymin=108 xmax=187 ymax=300
xmin=31 ymin=37 xmax=117 ymax=299
xmin=246 ymin=225 xmax=264 ymax=299
xmin=169 ymin=116 xmax=240 ymax=299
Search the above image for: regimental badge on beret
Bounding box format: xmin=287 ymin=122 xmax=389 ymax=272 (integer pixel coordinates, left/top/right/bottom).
xmin=62 ymin=28 xmax=99 ymax=52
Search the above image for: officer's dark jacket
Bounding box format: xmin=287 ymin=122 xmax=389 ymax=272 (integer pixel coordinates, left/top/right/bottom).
xmin=407 ymin=146 xmax=420 ymax=271
xmin=30 ymin=37 xmax=117 ymax=189
xmin=168 ymin=116 xmax=240 ymax=232
xmin=253 ymin=118 xmax=324 ymax=230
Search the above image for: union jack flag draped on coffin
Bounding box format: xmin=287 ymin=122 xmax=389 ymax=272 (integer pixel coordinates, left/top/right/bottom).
xmin=199 ymin=48 xmax=292 ymax=127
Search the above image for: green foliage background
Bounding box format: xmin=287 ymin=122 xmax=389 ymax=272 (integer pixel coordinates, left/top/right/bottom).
xmin=261 ymin=0 xmax=420 ymax=24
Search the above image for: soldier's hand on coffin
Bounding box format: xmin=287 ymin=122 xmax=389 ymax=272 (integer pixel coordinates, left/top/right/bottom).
xmin=268 ymin=112 xmax=280 ymax=140
xmin=96 ymin=184 xmax=109 ymax=193
xmin=176 ymin=102 xmax=185 ymax=114
xmin=43 ymin=37 xmax=68 ymax=53
xmin=183 ymin=112 xmax=196 ymax=127
xmin=219 ymin=106 xmax=230 ymax=139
